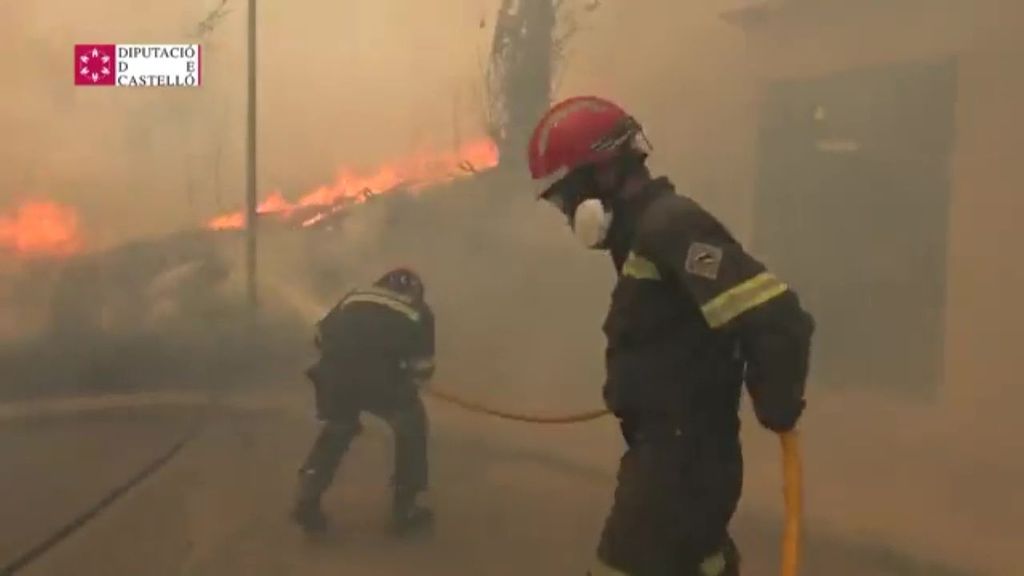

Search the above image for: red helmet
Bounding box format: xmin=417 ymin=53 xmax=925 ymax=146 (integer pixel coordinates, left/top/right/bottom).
xmin=527 ymin=96 xmax=645 ymax=199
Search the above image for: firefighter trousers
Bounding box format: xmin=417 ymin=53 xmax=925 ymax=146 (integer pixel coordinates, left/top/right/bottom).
xmin=593 ymin=428 xmax=743 ymax=576
xmin=296 ymin=393 xmax=429 ymax=506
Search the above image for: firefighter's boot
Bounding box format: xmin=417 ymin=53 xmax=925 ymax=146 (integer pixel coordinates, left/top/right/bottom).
xmin=291 ymin=419 xmax=358 ymax=534
xmin=292 ymin=468 xmax=330 ymax=533
xmin=392 ymin=486 xmax=434 ymax=536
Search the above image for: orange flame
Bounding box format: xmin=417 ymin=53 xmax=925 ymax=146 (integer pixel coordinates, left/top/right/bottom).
xmin=207 ymin=137 xmax=499 ymax=231
xmin=0 ymin=201 xmax=84 ymax=259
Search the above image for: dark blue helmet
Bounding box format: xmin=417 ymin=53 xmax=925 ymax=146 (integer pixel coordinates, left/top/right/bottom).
xmin=374 ymin=267 xmax=424 ymax=300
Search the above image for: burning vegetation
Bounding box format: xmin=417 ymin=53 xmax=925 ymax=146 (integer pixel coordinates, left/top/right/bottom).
xmin=206 ymin=137 xmax=500 ymax=231
xmin=0 ymin=135 xmax=499 ymax=265
xmin=0 ymin=136 xmax=502 ymax=401
xmin=0 ymin=201 xmax=84 ymax=259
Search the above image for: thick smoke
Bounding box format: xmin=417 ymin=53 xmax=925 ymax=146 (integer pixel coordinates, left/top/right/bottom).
xmin=1 ymin=1 xmax=1019 ymax=574
xmin=251 ymin=170 xmax=614 ymax=410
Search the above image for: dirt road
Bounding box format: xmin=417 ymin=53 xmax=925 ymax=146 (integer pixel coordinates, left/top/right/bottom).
xmin=1 ymin=392 xmax=976 ymax=575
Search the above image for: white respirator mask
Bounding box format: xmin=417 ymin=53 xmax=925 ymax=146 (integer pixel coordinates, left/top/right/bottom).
xmin=572 ymin=198 xmax=614 ymax=249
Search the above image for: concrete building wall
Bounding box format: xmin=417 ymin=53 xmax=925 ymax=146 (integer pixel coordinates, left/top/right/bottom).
xmin=735 ymin=0 xmax=1024 ymax=406
xmin=724 ymin=2 xmax=1024 ymax=572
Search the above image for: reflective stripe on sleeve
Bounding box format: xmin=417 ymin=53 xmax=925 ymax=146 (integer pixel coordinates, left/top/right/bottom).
xmin=700 ymin=551 xmax=727 ymax=575
xmin=589 ymin=552 xmax=725 ymax=575
xmin=340 ymin=288 xmax=421 ymax=322
xmin=588 ymin=558 xmax=631 ymax=576
xmin=621 ymin=252 xmax=661 ymax=281
xmin=408 ymin=357 xmax=435 ymax=373
xmin=701 ymin=272 xmax=788 ymax=328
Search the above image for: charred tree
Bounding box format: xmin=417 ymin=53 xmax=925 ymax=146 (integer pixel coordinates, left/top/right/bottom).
xmin=486 ymin=0 xmax=556 ymax=170
xmin=484 ymin=0 xmax=601 ymax=171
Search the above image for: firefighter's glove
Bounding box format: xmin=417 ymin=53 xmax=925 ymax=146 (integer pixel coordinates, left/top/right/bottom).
xmin=753 ymin=396 xmax=805 ymax=434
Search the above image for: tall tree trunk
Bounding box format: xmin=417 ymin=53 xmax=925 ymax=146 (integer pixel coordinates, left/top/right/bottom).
xmin=487 ymin=0 xmax=556 ymax=171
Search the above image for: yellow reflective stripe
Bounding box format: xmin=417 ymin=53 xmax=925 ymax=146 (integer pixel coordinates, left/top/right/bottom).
xmin=408 ymin=357 xmax=435 ymax=371
xmin=361 ymin=286 xmax=415 ymax=304
xmin=701 ymin=272 xmax=788 ymax=328
xmin=700 ymin=551 xmax=727 ymax=575
xmin=621 ymin=252 xmax=661 ymax=280
xmin=589 ymin=559 xmax=631 ymax=576
xmin=589 ymin=553 xmax=723 ymax=575
xmin=341 ymin=290 xmax=420 ymax=322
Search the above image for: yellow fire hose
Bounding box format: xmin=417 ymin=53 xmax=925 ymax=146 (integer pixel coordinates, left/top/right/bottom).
xmin=423 ymin=387 xmax=612 ymax=424
xmin=780 ymin=430 xmax=803 ymax=576
xmin=425 ymin=387 xmax=804 ymax=576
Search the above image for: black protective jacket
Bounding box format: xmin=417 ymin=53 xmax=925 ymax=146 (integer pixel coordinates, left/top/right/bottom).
xmin=306 ymin=286 xmax=435 ymax=416
xmin=603 ymin=177 xmax=813 ymax=437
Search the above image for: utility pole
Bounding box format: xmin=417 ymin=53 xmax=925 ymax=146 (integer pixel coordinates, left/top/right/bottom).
xmin=245 ymin=0 xmax=258 ymax=310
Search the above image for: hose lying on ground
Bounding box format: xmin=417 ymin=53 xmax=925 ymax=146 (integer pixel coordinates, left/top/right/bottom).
xmin=423 ymin=387 xmax=611 ymax=424
xmin=0 ymin=423 xmax=201 ymax=575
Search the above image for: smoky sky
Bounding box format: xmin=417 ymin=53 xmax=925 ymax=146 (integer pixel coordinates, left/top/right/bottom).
xmin=0 ymin=0 xmax=759 ymax=247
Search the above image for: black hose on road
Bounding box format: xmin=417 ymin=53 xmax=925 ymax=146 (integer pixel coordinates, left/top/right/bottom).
xmin=0 ymin=423 xmax=202 ymax=575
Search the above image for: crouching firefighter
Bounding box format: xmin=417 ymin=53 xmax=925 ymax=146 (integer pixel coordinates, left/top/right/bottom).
xmin=527 ymin=96 xmax=815 ymax=575
xmin=292 ymin=267 xmax=437 ymax=536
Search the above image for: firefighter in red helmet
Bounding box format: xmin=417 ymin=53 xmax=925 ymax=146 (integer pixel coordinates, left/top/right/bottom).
xmin=292 ymin=267 xmax=436 ymax=536
xmin=527 ymin=96 xmax=814 ymax=575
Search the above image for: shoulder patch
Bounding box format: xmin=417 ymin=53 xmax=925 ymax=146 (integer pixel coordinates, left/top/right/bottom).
xmin=684 ymin=242 xmax=723 ymax=280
